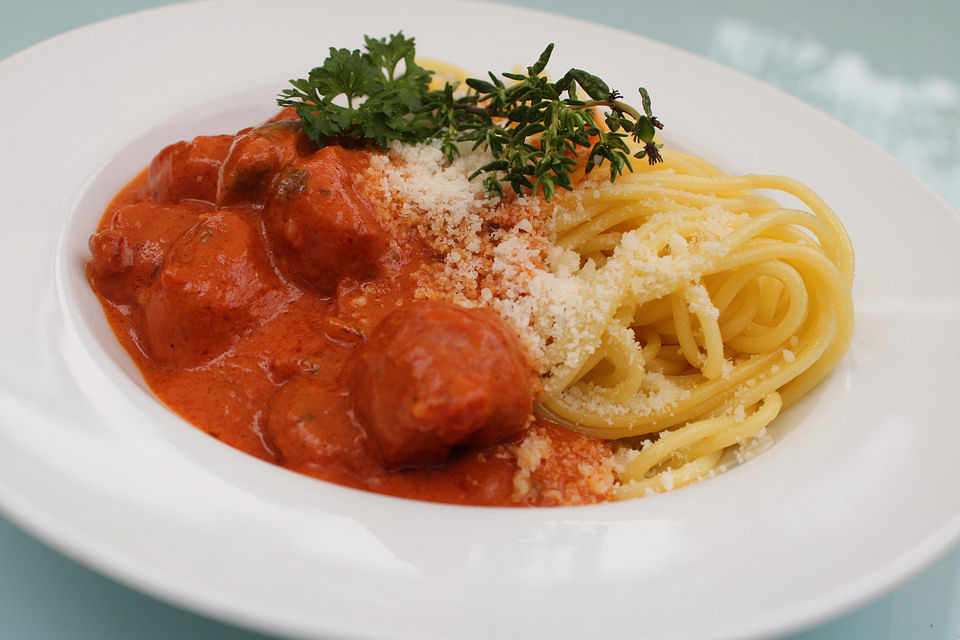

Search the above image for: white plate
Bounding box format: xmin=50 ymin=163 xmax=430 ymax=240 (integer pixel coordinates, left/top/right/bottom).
xmin=1 ymin=1 xmax=959 ymax=639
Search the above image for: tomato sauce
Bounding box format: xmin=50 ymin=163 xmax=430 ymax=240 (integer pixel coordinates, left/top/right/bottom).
xmin=86 ymin=116 xmax=614 ymax=507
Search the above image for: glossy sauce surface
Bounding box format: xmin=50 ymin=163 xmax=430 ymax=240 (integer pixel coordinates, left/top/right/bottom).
xmin=87 ymin=119 xmax=612 ymax=506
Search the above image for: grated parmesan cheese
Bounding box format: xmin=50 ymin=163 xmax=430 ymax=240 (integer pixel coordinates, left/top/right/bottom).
xmin=685 ymin=283 xmax=719 ymax=319
xmin=365 ymin=140 xmax=554 ymax=365
xmin=362 ymin=140 xmax=764 ymax=499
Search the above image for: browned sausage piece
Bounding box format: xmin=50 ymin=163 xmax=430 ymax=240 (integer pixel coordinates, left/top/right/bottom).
xmin=141 ymin=210 xmax=288 ymax=368
xmin=266 ymin=375 xmax=370 ymax=479
xmin=351 ymin=301 xmax=535 ymax=469
xmin=216 ymin=120 xmax=317 ymax=208
xmin=264 ymin=145 xmax=384 ymax=294
xmin=147 ymin=135 xmax=234 ymax=204
xmin=88 ymin=199 xmax=210 ymax=303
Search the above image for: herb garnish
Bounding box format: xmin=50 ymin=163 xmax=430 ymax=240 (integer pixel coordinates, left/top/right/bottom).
xmin=278 ymin=33 xmax=663 ymax=201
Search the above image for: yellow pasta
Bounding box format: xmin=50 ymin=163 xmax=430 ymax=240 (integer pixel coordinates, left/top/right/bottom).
xmin=536 ymin=146 xmax=854 ymax=497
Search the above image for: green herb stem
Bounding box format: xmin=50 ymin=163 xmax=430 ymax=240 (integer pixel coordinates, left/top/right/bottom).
xmin=278 ymin=33 xmax=664 ymax=201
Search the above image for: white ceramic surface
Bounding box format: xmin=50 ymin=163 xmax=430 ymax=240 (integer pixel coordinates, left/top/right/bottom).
xmin=1 ymin=1 xmax=959 ymax=639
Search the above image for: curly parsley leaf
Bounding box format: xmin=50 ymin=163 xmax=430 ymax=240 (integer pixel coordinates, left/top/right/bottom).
xmin=278 ymin=32 xmax=434 ymax=147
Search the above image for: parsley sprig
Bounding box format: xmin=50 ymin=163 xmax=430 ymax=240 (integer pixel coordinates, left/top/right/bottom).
xmin=278 ymin=33 xmax=663 ymax=201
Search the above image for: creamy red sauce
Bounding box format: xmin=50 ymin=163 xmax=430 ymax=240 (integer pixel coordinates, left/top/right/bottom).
xmin=87 ymin=112 xmax=613 ymax=506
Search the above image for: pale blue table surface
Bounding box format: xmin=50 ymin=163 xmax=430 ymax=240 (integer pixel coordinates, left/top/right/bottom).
xmin=2 ymin=0 xmax=958 ymax=638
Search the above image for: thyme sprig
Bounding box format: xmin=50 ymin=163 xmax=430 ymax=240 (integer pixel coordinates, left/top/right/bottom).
xmin=278 ymin=33 xmax=663 ymax=201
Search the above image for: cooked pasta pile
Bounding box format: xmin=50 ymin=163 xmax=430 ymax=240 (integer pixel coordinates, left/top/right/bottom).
xmin=532 ymin=146 xmax=854 ymax=497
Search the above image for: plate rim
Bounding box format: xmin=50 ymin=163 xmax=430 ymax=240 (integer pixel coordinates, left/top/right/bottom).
xmin=1 ymin=2 xmax=959 ymax=640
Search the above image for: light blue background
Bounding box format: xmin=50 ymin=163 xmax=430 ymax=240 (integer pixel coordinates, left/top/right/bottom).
xmin=2 ymin=1 xmax=958 ymax=638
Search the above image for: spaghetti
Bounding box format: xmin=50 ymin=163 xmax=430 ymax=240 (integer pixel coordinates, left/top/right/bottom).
xmin=528 ymin=145 xmax=855 ymax=497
